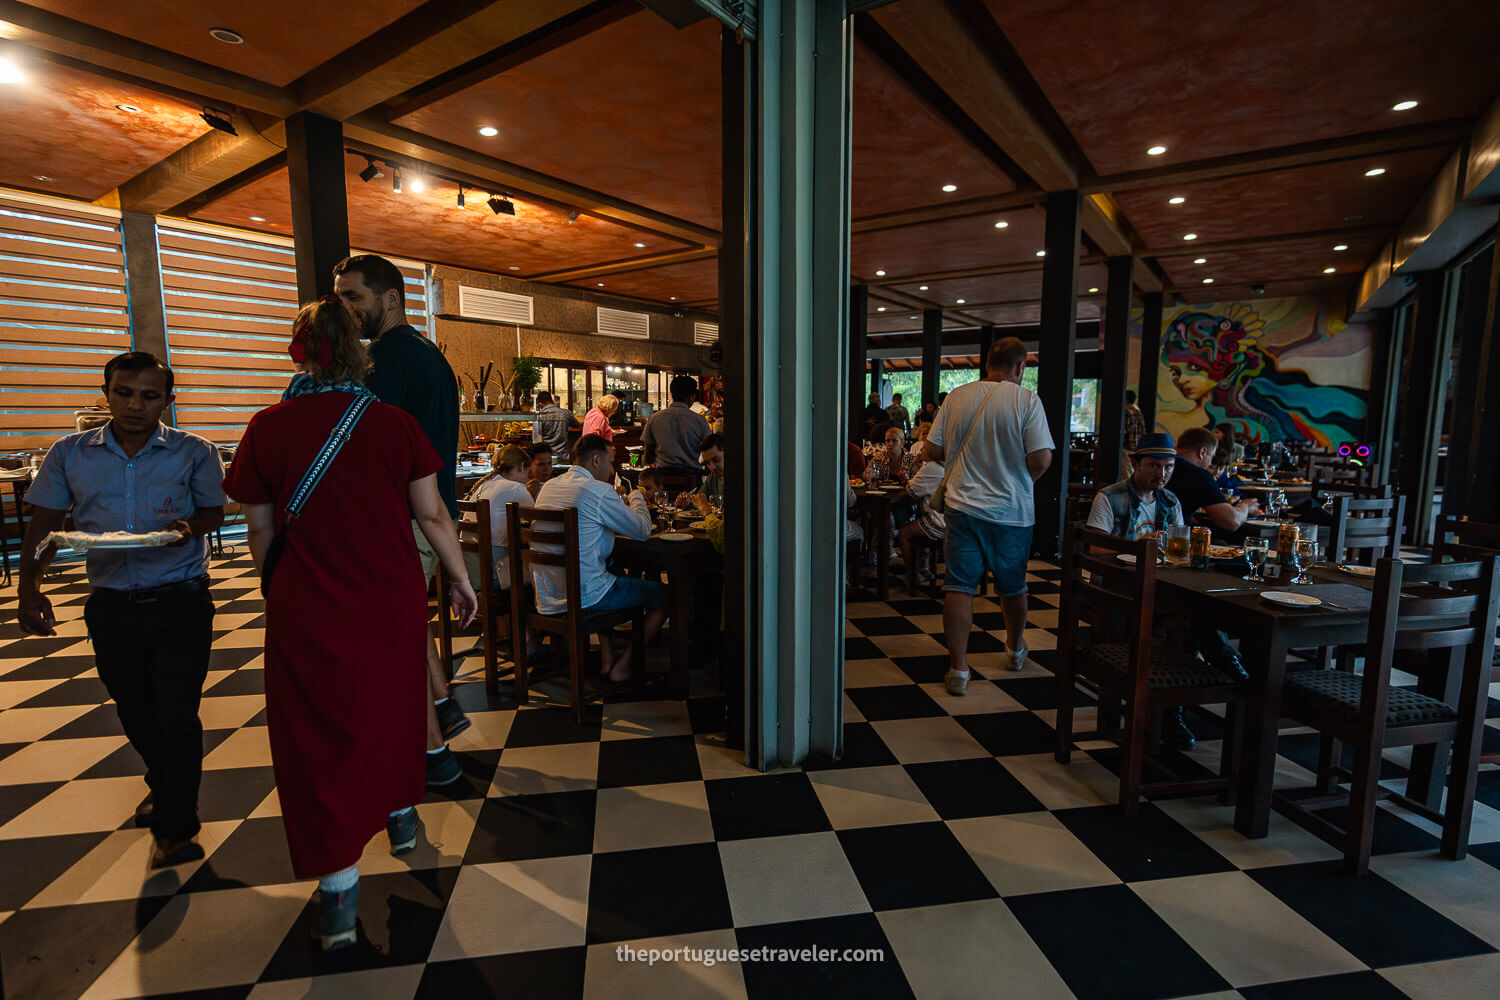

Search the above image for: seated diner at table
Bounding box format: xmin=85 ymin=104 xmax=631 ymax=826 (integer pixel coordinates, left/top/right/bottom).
xmin=1167 ymin=426 xmax=1259 ymax=531
xmin=867 ymin=425 xmax=921 ymax=486
xmin=465 ymin=444 xmax=533 ymax=588
xmin=526 ymin=442 xmax=555 ymax=498
xmin=897 ymin=457 xmax=946 ymax=583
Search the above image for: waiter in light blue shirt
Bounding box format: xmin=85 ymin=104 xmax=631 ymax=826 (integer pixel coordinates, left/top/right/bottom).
xmin=18 ymin=352 xmax=225 ymax=869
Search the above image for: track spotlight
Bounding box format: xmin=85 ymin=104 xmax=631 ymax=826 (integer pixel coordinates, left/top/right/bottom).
xmin=392 ymin=168 xmax=402 ymax=194
xmin=409 ymin=175 xmax=426 ymax=194
xmin=456 ymin=185 xmax=466 ymax=209
xmin=568 ymin=209 xmax=578 ymax=224
xmin=359 ymin=157 xmax=382 ymax=183
xmin=199 ymin=107 xmax=237 ymax=135
xmin=487 ymin=194 xmax=515 ymax=216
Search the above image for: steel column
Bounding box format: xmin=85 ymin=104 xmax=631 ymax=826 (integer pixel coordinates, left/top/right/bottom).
xmin=848 ymin=283 xmax=869 ymax=441
xmin=1034 ymin=190 xmax=1081 ymax=559
xmin=921 ymin=308 xmax=942 ymax=405
xmin=976 ymin=324 xmax=996 ymax=371
xmin=1456 ymin=243 xmax=1500 ymax=522
xmin=1137 ymin=291 xmax=1164 ymax=432
xmin=1396 ymin=272 xmax=1448 ymax=544
xmin=1097 ymin=255 xmax=1134 ymax=484
xmin=285 ymin=112 xmax=350 ymax=301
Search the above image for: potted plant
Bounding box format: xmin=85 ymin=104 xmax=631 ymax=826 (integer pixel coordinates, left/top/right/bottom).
xmin=509 ymin=354 xmax=543 ymax=409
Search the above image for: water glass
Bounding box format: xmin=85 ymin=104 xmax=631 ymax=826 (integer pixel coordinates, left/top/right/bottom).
xmin=1243 ymin=536 xmax=1268 ymax=582
xmin=1293 ymin=539 xmax=1321 ymax=585
xmin=710 ymin=493 xmax=724 ymax=516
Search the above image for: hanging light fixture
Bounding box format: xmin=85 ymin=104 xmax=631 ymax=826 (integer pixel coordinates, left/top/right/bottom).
xmin=455 ymin=185 xmax=466 ymax=209
xmin=358 ymin=157 xmax=382 ymax=183
xmin=487 ymin=193 xmax=515 ymax=216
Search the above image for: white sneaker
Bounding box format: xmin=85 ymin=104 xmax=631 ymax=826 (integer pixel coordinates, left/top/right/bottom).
xmin=944 ymin=669 xmax=969 ymax=696
xmin=1004 ymin=645 xmax=1029 ymax=671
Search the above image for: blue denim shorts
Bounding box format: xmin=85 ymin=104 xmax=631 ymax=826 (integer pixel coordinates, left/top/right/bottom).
xmin=942 ymin=510 xmax=1031 ymax=597
xmin=588 ymin=575 xmax=667 ymax=614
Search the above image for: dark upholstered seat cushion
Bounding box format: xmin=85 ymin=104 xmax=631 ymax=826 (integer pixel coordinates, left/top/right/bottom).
xmin=1282 ymin=670 xmax=1457 ymax=729
xmin=1077 ymin=642 xmax=1244 ymax=691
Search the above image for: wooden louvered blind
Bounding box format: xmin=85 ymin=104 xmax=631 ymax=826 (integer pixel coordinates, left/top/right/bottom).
xmin=158 ymin=218 xmax=429 ymax=446
xmin=0 ymin=191 xmax=130 ymax=451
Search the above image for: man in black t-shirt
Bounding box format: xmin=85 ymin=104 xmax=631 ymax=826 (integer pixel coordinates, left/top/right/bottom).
xmin=333 ymin=254 xmax=468 ymax=789
xmin=1167 ymin=426 xmax=1258 ymax=530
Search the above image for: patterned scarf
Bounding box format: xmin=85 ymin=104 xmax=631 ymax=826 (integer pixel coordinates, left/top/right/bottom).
xmin=282 ymin=372 xmax=377 ymax=401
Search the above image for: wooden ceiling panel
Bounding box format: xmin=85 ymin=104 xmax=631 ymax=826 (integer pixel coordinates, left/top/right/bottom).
xmin=0 ymin=61 xmax=210 ymax=201
xmin=393 ymin=10 xmax=724 ymax=230
xmin=1159 ymin=235 xmax=1388 ymax=290
xmin=1116 ymin=147 xmax=1452 ymax=247
xmin=881 ymin=262 xmax=1108 ymax=309
xmin=852 ymin=207 xmax=1049 ymax=281
xmin=41 ymin=0 xmax=431 ymax=87
xmin=190 ymin=153 xmax=690 ymax=276
xmin=985 ymin=0 xmax=1500 ymax=177
xmin=850 ymin=38 xmax=1015 ymax=218
xmin=560 ymin=257 xmax=717 ymax=305
xmin=964 ymin=302 xmax=1102 ymax=326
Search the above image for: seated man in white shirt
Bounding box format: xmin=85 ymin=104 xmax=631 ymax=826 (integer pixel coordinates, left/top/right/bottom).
xmin=533 ymin=434 xmax=668 ymax=682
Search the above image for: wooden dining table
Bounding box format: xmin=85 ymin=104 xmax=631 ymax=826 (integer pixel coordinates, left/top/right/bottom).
xmin=852 ymin=485 xmax=915 ymax=600
xmin=1152 ymin=561 xmax=1382 ymax=838
xmin=612 ymin=519 xmax=718 ymax=700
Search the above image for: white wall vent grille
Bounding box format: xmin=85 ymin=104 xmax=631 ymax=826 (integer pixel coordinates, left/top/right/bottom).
xmin=597 ymin=306 xmax=650 ymax=339
xmin=694 ymin=321 xmax=718 ymax=346
xmin=459 ymin=285 xmax=533 ymax=325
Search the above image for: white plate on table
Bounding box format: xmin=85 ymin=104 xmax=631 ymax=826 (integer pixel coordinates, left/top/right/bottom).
xmin=1261 ymin=591 xmax=1322 ymax=607
xmin=1116 ymin=553 xmax=1137 ymax=565
xmin=1339 ymin=564 xmax=1377 ymax=577
xmin=658 ymin=532 xmax=693 ymax=542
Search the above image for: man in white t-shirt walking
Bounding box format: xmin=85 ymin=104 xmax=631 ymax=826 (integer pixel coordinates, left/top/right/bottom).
xmin=921 ymin=338 xmax=1054 ymax=695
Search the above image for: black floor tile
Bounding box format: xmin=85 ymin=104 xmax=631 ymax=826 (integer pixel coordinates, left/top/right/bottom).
xmin=0 ymin=636 xmax=84 ymax=657
xmin=1278 ymin=732 xmax=1408 ymax=780
xmin=2 ymin=654 xmax=97 ymax=681
xmin=1471 ymin=839 xmax=1500 ymax=869
xmin=182 ymin=816 xmax=298 ymax=892
xmin=850 ymin=616 xmax=923 ymax=637
xmin=844 ymin=684 xmax=946 ymax=722
xmin=837 ymin=822 xmax=997 ymax=910
xmin=196 ymin=766 xmax=278 ymax=823
xmin=1053 ymin=803 xmax=1237 ymax=882
xmin=704 ymin=773 xmax=831 ymax=841
xmin=0 ymin=831 xmax=109 ymax=910
xmin=1007 ymin=884 xmax=1230 ymax=1000
xmin=1305 ymin=803 xmax=1441 ymax=857
xmin=844 ymin=636 xmax=883 ymax=661
xmin=687 ymin=694 xmax=727 ymax=734
xmin=80 ymin=729 xmax=235 ymax=781
xmin=596 ymin=735 xmax=702 ymax=788
xmin=802 ymin=723 xmax=898 ymax=772
xmin=416 ymin=948 xmax=587 ymax=1000
xmin=0 ymin=780 xmax=64 ymax=828
xmin=904 ymin=757 xmax=1045 ymax=819
xmin=205 ymin=670 xmax=264 ymax=697
xmin=961 ymin=631 xmax=1007 ymax=654
xmin=884 ymin=598 xmax=943 ymax=616
xmin=207 ymin=647 xmax=263 ymax=672
xmin=0 ymin=896 xmax=171 ymax=1000
xmin=969 ymin=611 xmax=1011 ymax=632
xmin=503 ymin=705 xmax=605 ymax=748
xmin=46 ymin=704 xmax=126 ymax=740
xmin=464 ymin=789 xmax=597 ymax=863
xmin=15 ymin=676 xmax=110 ymax=709
xmin=586 ymin=842 xmax=732 ymax=943
xmin=992 ymin=675 xmax=1094 ymax=710
xmin=423 ymin=748 xmax=502 ymax=803
xmin=956 ymin=709 xmax=1059 ymax=757
xmin=1083 ymin=745 xmax=1219 ymax=785
xmin=1239 ymin=970 xmax=1412 ymax=1000
xmin=0 ymin=741 xmax=22 ymax=764
xmin=1250 ymin=860 xmax=1495 ymax=967
xmin=259 ymin=867 xmax=459 ymax=981
xmin=889 ymin=655 xmax=951 ymax=685
xmin=737 ymin=913 xmax=912 ymax=1000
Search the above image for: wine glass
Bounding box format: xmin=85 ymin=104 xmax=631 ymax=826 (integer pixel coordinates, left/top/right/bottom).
xmin=1293 ymin=539 xmax=1321 ymax=585
xmin=710 ymin=493 xmax=724 ymax=516
xmin=1243 ymin=536 xmax=1268 ymax=582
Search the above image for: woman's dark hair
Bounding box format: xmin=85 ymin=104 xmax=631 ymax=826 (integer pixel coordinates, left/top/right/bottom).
xmin=495 ymin=445 xmax=528 ymax=474
xmin=104 ymin=351 xmax=174 ymax=394
xmin=527 ymin=442 xmax=553 ymax=461
xmin=332 ymin=254 xmax=406 ymax=307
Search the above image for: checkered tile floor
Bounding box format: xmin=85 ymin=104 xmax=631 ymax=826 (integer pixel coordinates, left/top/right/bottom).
xmin=2 ymin=552 xmax=1500 ymax=1000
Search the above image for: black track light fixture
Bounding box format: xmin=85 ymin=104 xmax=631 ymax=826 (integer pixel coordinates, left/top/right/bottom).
xmin=392 ymin=167 xmax=402 ymax=194
xmin=200 ymin=107 xmax=237 ymax=135
xmin=359 ymin=157 xmax=382 ymax=183
xmin=456 ymin=185 xmax=466 ymax=209
xmin=487 ymin=193 xmax=515 ymax=216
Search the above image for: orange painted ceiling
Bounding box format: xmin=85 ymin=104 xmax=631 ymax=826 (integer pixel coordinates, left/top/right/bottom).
xmin=852 ymin=208 xmax=1048 ymax=282
xmin=987 ymin=0 xmax=1500 ymax=177
xmin=41 ymin=0 xmax=430 ymax=88
xmin=191 ymin=153 xmax=689 ymax=276
xmin=0 ymin=59 xmax=209 ymax=199
xmin=561 ymin=257 xmax=719 ymax=306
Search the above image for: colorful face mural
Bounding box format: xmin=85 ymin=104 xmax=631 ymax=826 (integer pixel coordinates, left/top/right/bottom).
xmin=1130 ymin=297 xmax=1372 ymax=449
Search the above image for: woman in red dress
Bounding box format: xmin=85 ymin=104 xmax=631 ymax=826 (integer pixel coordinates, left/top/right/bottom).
xmin=225 ymin=298 xmax=476 ymax=951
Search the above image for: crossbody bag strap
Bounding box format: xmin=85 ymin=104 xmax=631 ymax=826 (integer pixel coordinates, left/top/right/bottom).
xmin=933 ymin=384 xmax=1004 ymax=500
xmin=285 ymin=393 xmax=374 ymax=519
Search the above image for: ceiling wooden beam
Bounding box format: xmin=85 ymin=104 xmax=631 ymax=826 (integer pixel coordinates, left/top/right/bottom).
xmin=165 ymin=151 xmax=290 ymax=218
xmin=1083 ymin=118 xmax=1474 ymax=195
xmin=0 ymin=1 xmax=296 ymax=115
xmin=110 ymin=116 xmax=286 ymax=215
xmin=1143 ymin=224 xmax=1391 ymax=260
xmin=375 ymin=0 xmax=636 ymax=122
xmin=850 ymin=190 xmax=1045 ymax=234
xmin=1164 ymin=276 xmax=1358 ymax=298
xmin=526 ymin=246 xmax=717 ymax=282
xmin=867 ymin=257 xmax=1107 ymax=287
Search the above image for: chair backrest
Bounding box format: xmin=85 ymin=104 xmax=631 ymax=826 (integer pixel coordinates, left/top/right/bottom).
xmin=507 ymin=502 xmax=583 ymax=621
xmin=656 ymin=468 xmax=703 ymax=494
xmin=1307 ymin=453 xmax=1364 ymax=484
xmin=1311 ymin=479 xmax=1392 ymax=501
xmin=1433 ymin=516 xmax=1500 ymax=563
xmin=1390 ymin=556 xmax=1500 ymax=656
xmin=1330 ymin=494 xmax=1406 ymax=566
xmin=1059 ymin=522 xmax=1158 ymax=666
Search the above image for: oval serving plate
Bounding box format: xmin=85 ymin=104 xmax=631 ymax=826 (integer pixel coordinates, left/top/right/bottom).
xmin=658 ymin=532 xmax=693 ymax=542
xmin=1261 ymin=591 xmax=1322 ymax=607
xmin=1116 ymin=553 xmax=1137 ymax=565
xmin=1339 ymin=564 xmax=1377 ymax=577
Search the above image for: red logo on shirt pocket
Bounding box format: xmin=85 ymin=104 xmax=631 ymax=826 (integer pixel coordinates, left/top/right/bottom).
xmin=153 ymin=494 xmax=181 ymax=520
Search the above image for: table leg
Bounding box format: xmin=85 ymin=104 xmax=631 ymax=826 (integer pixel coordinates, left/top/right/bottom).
xmin=1406 ymin=646 xmax=1463 ymax=811
xmin=1236 ymin=629 xmax=1291 ymax=838
xmin=666 ymin=558 xmax=696 ymax=700
xmin=875 ymin=509 xmax=892 ymax=601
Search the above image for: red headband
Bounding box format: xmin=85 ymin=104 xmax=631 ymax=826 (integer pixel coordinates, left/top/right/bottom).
xmin=288 ymin=294 xmax=341 ymax=370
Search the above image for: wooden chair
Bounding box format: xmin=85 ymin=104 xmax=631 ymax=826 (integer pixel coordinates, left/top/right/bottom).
xmin=1056 ymin=523 xmax=1250 ymax=814
xmin=435 ymin=498 xmax=505 ymax=697
xmin=905 ymin=531 xmax=942 ymax=598
xmin=1273 ymin=555 xmax=1500 ymax=873
xmin=1431 ymin=516 xmax=1500 ymax=764
xmin=655 ymin=467 xmax=704 ymax=496
xmin=1329 ymin=494 xmax=1406 ymax=566
xmin=507 ymin=503 xmax=646 ymax=723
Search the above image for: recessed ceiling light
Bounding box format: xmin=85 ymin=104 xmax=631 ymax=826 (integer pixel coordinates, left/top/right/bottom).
xmin=955 ymin=298 xmax=966 ymax=304
xmin=597 ymin=282 xmax=604 ymax=287
xmin=115 ymin=104 xmax=142 ymax=114
xmin=1088 ymin=286 xmax=1099 ymax=293
xmin=941 ymin=183 xmax=957 ymax=192
xmin=1035 ymin=250 xmax=1046 ymax=257
xmin=509 ymin=266 xmax=519 ymax=271
xmin=1146 ymin=144 xmax=1168 ymax=156
xmin=1182 ymin=233 xmax=1197 ymax=241
xmin=994 ymin=220 xmax=1008 ymax=229
xmin=249 ymin=215 xmax=265 ymax=222
xmin=477 ymin=126 xmax=498 ymax=137
xmin=1365 ymin=167 xmax=1386 ymax=177
xmin=634 ymin=242 xmax=645 ymax=248
xmin=1193 ymin=257 xmax=1207 ymax=265
xmin=1391 ymin=100 xmax=1418 ymax=112
xmin=877 ymin=307 xmax=886 ymax=312
xmin=0 ymin=58 xmax=25 ymax=84
xmin=33 ymin=175 xmax=52 ymax=182
xmin=919 ymin=285 xmax=930 ymax=291
xmin=1333 ymin=244 xmax=1349 ymax=251
xmin=670 ymin=296 xmax=677 ymax=300
xmin=209 ymin=28 xmax=244 ymax=44
xmin=875 ymin=269 xmax=886 ymax=276
xmin=1202 ymin=277 xmax=1214 ymax=284
xmin=1323 ymin=267 xmax=1336 ymax=274
xmin=1168 ymin=196 xmax=1186 ymax=205
xmin=910 ymin=315 xmax=918 ymax=320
